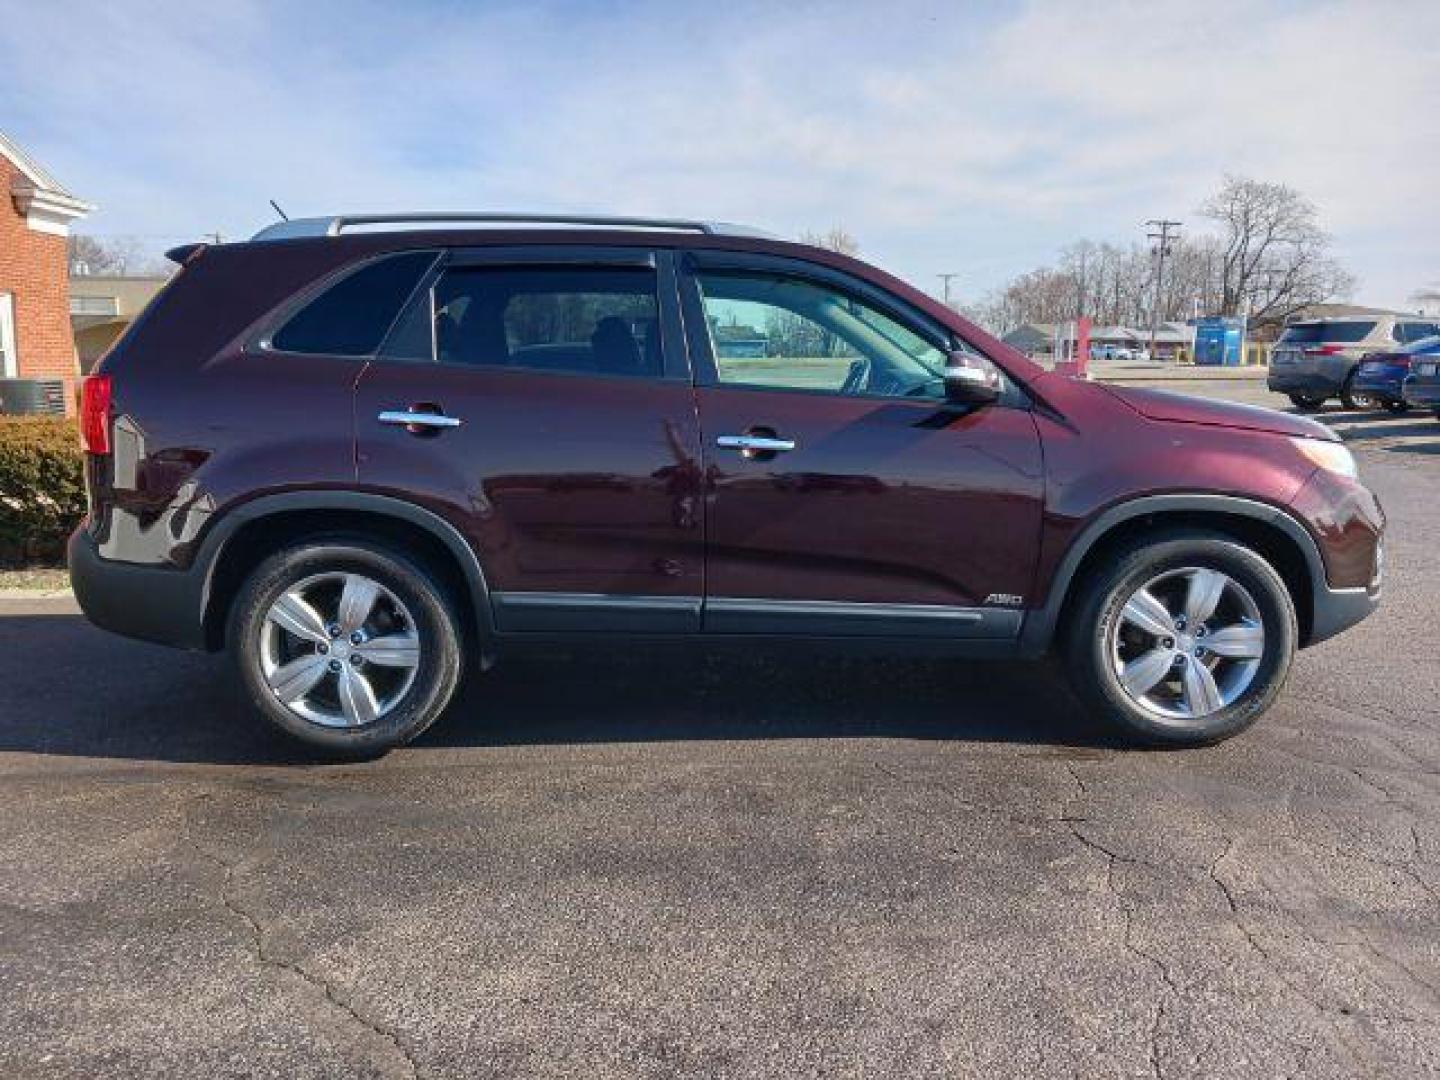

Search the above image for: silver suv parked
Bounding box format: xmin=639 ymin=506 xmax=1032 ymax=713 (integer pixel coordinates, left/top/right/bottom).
xmin=1268 ymin=315 xmax=1440 ymax=410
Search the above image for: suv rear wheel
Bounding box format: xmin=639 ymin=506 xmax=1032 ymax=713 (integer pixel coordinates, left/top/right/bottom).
xmin=229 ymin=538 xmax=463 ymax=756
xmin=1064 ymin=531 xmax=1297 ymax=746
xmin=1287 ymin=393 xmax=1326 ymax=411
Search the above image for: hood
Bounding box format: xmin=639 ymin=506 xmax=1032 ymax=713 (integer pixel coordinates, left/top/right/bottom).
xmin=1098 ymin=384 xmax=1337 ymax=442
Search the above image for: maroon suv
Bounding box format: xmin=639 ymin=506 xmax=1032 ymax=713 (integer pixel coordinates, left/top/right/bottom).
xmin=69 ymin=213 xmax=1384 ymax=755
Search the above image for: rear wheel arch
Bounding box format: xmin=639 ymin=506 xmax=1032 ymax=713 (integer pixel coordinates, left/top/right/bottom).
xmin=1024 ymin=496 xmax=1322 ymax=655
xmin=199 ymin=493 xmax=494 ymax=652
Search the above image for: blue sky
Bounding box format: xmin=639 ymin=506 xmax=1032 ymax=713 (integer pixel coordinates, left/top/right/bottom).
xmin=3 ymin=0 xmax=1435 ymax=308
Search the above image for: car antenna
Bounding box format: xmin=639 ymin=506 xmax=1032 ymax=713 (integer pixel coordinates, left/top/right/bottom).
xmin=268 ymin=199 xmax=289 ymax=222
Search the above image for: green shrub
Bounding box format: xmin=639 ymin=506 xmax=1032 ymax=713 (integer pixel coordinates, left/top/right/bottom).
xmin=0 ymin=416 xmax=86 ymax=566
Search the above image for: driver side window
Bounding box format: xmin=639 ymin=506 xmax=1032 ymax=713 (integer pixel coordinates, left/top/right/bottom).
xmin=695 ymin=271 xmax=949 ymax=399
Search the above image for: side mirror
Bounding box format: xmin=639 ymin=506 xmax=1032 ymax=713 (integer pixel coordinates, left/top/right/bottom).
xmin=943 ymin=350 xmax=1002 ymax=407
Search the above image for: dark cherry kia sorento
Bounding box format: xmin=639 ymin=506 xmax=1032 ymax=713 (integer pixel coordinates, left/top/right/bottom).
xmin=69 ymin=213 xmax=1384 ymax=755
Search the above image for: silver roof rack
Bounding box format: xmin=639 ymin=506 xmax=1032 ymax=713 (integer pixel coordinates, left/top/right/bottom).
xmin=250 ymin=212 xmax=774 ymax=242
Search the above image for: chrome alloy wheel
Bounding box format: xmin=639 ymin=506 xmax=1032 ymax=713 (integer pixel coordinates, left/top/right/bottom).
xmin=258 ymin=572 xmax=421 ymax=728
xmin=1108 ymin=566 xmax=1265 ymax=724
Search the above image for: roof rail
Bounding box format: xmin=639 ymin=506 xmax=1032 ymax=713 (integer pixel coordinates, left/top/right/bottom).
xmin=250 ymin=212 xmax=774 ymax=242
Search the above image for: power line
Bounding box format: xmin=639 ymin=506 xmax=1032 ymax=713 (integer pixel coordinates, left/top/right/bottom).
xmin=1144 ymin=219 xmax=1182 ymax=362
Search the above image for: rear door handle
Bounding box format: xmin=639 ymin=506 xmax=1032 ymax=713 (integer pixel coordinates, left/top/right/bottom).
xmin=716 ymin=434 xmax=796 ymax=453
xmin=378 ymin=410 xmax=463 ymax=430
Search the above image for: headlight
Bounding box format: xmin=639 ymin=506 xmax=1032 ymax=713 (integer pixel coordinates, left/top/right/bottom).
xmin=1290 ymin=436 xmax=1357 ymax=479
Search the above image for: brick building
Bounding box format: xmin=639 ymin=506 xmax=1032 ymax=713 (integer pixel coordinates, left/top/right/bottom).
xmin=0 ymin=131 xmax=93 ymax=411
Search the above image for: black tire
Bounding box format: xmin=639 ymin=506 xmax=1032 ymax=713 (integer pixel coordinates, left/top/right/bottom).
xmin=1063 ymin=530 xmax=1297 ymax=747
xmin=228 ymin=538 xmax=463 ymax=757
xmin=1339 ymin=372 xmax=1375 ymax=411
xmin=1383 ymin=398 xmax=1409 ymax=414
xmin=1287 ymin=393 xmax=1326 ymax=411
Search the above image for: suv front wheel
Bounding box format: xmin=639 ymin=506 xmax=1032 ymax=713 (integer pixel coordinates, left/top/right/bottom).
xmin=1064 ymin=531 xmax=1297 ymax=745
xmin=229 ymin=539 xmax=463 ymax=756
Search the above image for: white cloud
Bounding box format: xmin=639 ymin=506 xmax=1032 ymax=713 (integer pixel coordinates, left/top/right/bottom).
xmin=1 ymin=0 xmax=1434 ymax=306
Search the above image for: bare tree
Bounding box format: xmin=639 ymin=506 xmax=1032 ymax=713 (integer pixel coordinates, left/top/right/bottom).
xmin=1408 ymin=284 xmax=1440 ymax=317
xmin=67 ymin=234 xmax=151 ymax=276
xmin=969 ymin=177 xmax=1354 ymax=336
xmin=800 ymin=227 xmax=860 ymax=256
xmin=1198 ymin=175 xmax=1353 ymax=324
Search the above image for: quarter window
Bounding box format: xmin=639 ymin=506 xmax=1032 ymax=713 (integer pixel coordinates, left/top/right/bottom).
xmin=695 ymin=272 xmax=951 ymax=399
xmin=387 ymin=265 xmax=662 ymax=378
xmin=271 ymin=252 xmax=436 ymax=356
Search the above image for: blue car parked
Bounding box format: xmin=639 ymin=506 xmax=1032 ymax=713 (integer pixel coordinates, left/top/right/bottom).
xmin=1402 ymin=339 xmax=1440 ymax=419
xmin=1351 ymin=335 xmax=1440 ymax=413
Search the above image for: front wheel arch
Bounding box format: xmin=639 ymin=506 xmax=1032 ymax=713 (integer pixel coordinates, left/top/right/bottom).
xmin=1025 ymin=500 xmax=1319 ymax=655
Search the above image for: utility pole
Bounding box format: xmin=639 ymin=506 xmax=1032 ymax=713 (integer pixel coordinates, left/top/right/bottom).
xmin=937 ymin=273 xmax=961 ymax=310
xmin=1144 ymin=219 xmax=1181 ymax=362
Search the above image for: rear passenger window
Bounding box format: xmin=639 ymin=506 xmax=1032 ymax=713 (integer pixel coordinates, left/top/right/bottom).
xmin=384 ymin=266 xmax=662 ymax=377
xmin=271 ymin=252 xmax=435 ymax=356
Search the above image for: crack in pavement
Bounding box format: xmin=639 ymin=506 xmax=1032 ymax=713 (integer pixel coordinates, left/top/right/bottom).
xmin=1206 ymin=838 xmax=1374 ymax=1070
xmin=1061 ymin=763 xmax=1176 ymax=1079
xmin=182 ymin=794 xmax=421 ymax=1080
xmin=882 ymin=757 xmax=1181 ymax=1075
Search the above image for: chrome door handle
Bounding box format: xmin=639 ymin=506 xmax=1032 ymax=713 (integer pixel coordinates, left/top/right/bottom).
xmin=378 ymin=410 xmax=463 ymax=429
xmin=717 ymin=434 xmax=796 ymax=453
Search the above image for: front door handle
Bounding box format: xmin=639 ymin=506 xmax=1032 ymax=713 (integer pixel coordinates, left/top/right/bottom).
xmin=378 ymin=409 xmax=463 ymax=431
xmin=716 ymin=434 xmax=796 ymax=454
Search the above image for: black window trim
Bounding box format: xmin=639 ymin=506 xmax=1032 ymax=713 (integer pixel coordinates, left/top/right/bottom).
xmin=677 ymin=249 xmax=1021 ymax=406
xmin=368 ymin=245 xmax=691 ymax=383
xmin=254 ymin=249 xmax=443 ymax=360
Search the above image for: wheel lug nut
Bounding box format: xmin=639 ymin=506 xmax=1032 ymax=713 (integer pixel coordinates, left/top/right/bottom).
xmin=1195 ymin=625 xmax=1207 ymax=638
xmin=349 ymin=631 xmax=365 ymax=645
xmin=317 ymin=643 xmax=328 ymax=654
xmin=328 ymin=659 xmax=342 ymax=672
xmin=350 ymin=654 xmax=364 ymax=667
xmin=1174 ymin=654 xmax=1187 ymax=666
xmin=327 ymin=624 xmax=341 ymax=638
xmin=1161 ymin=637 xmax=1174 ymax=650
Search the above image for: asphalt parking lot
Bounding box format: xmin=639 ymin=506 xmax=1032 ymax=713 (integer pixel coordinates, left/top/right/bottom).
xmin=3 ymin=381 xmax=1437 ymax=1079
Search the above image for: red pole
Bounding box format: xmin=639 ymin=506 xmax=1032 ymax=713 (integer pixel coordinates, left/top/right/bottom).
xmin=1074 ymin=317 xmax=1091 ymax=378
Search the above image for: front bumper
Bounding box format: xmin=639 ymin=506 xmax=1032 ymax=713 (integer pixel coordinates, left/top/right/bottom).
xmin=68 ymin=527 xmax=210 ymax=650
xmin=1288 ymin=469 xmax=1385 ymax=645
xmin=1310 ymin=581 xmax=1380 ymax=645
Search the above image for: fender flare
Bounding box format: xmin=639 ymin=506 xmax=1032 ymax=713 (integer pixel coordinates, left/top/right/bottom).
xmin=1017 ymin=493 xmax=1328 ymax=656
xmin=197 ymin=490 xmax=496 ymax=642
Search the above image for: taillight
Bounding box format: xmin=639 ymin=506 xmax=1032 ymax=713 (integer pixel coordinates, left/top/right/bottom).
xmin=1302 ymin=344 xmax=1347 ymax=356
xmin=79 ymin=375 xmax=112 ymax=455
